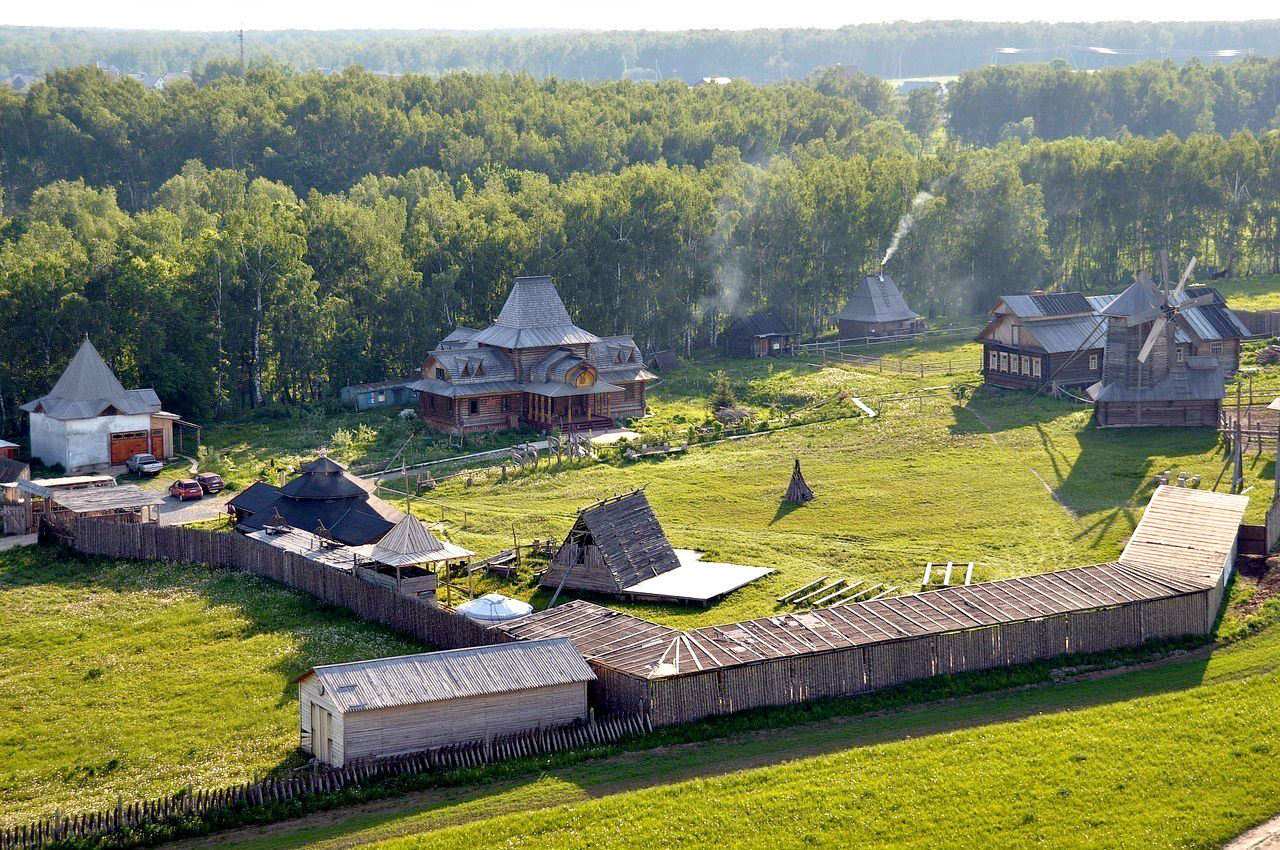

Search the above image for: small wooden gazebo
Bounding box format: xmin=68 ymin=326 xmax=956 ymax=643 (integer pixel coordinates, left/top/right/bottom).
xmin=364 ymin=513 xmax=474 ymax=602
xmin=785 ymin=459 xmax=815 ymax=504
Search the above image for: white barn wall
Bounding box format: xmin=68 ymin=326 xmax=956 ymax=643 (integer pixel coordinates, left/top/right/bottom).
xmin=30 ymin=412 xmax=163 ymax=472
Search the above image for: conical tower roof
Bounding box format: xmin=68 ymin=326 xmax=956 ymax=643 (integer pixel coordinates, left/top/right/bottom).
xmin=1101 ymin=277 xmax=1164 ymax=320
xmin=470 ymin=276 xmax=600 ymax=348
xmin=50 ymin=338 xmax=127 ymax=401
xmin=279 ymin=456 xmax=371 ymax=500
xmin=785 ymin=458 xmax=815 ymax=504
xmin=373 ymin=513 xmax=445 ymax=558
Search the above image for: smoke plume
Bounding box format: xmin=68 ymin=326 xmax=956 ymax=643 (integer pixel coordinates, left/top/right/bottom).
xmin=880 ymin=191 xmax=934 ymax=268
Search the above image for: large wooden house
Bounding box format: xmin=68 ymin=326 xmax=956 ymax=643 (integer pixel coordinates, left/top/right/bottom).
xmin=411 ymin=276 xmax=658 ymax=434
xmin=836 ymin=274 xmax=925 ymax=339
xmin=978 ymin=285 xmax=1248 ymax=393
xmin=21 ymin=338 xmax=180 ymax=473
xmin=976 ymin=292 xmax=1109 ymax=390
xmin=722 ymin=310 xmax=798 ymax=358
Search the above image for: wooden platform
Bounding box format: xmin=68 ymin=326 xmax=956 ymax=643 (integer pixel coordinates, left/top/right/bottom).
xmin=622 ymin=549 xmax=772 ymax=605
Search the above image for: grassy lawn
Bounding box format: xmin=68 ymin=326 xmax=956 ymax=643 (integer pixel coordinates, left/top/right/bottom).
xmin=183 ymin=595 xmax=1280 ymax=850
xmin=1215 ymin=274 xmax=1280 ymax=311
xmin=0 ymin=546 xmax=422 ymax=827
xmin=418 ymin=357 xmax=1272 ymax=628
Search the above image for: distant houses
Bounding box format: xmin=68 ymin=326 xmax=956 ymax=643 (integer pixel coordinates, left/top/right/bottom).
xmin=722 ymin=310 xmax=798 ymax=358
xmin=409 ymin=275 xmax=658 ymax=434
xmin=338 ymin=378 xmax=418 ymax=412
xmin=836 ymin=274 xmax=926 ymax=340
xmin=20 ymin=338 xmax=181 ymax=474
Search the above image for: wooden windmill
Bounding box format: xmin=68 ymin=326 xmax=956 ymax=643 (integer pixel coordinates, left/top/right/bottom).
xmin=1089 ymin=253 xmax=1226 ymax=427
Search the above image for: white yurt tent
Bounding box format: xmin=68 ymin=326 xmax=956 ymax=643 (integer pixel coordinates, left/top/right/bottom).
xmin=457 ymin=593 xmax=534 ymax=626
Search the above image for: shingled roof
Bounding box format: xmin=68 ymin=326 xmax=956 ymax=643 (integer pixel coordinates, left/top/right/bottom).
xmin=370 ymin=513 xmax=473 ymax=566
xmin=470 ymin=276 xmax=600 ymax=349
xmin=279 ymin=456 xmax=372 ymax=500
xmin=542 ymin=489 xmax=681 ymax=594
xmin=725 ymin=310 xmax=794 ymax=338
xmin=21 ymin=338 xmax=162 ymax=421
xmin=837 ymin=275 xmax=921 ymax=324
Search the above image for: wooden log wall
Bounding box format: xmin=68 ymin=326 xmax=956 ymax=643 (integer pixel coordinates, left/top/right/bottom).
xmin=67 ymin=520 xmax=503 ymax=652
xmin=644 ymin=592 xmax=1212 ymax=727
xmin=0 ymin=713 xmax=651 ymax=850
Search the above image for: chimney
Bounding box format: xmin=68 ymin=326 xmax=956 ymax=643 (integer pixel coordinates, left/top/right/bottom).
xmin=1032 ymin=289 xmax=1047 ymax=296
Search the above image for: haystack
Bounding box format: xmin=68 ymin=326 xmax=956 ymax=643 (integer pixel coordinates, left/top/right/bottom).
xmin=785 ymin=458 xmax=815 ymax=504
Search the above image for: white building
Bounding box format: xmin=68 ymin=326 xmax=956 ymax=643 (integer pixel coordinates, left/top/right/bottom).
xmin=21 ymin=338 xmax=179 ymax=473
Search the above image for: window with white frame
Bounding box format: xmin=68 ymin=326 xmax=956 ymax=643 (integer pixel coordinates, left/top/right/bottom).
xmin=1089 ymin=354 xmax=1099 ymax=371
xmin=1176 ymin=347 xmax=1185 ymax=362
xmin=1032 ymin=357 xmax=1042 ymax=378
xmin=1210 ymin=342 xmax=1223 ymax=354
xmin=999 ymin=352 xmax=1009 ymax=372
xmin=1020 ymin=355 xmax=1030 ymax=375
xmin=989 ymin=349 xmax=998 ymax=370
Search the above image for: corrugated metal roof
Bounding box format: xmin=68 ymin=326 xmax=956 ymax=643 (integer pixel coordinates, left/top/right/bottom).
xmin=837 ymin=275 xmax=921 ymax=324
xmin=1087 ymin=365 xmax=1224 ymax=403
xmin=296 ymin=638 xmax=595 ymax=712
xmin=998 ymin=292 xmax=1094 ymax=318
xmin=49 ymin=484 xmax=163 ymax=513
xmin=1021 ymin=315 xmax=1107 ymax=353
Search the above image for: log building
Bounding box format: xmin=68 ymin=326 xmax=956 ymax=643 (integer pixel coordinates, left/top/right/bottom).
xmin=410 ymin=276 xmax=658 ymax=434
xmin=836 ymin=274 xmax=925 ymax=339
xmin=722 ymin=310 xmax=798 ymax=358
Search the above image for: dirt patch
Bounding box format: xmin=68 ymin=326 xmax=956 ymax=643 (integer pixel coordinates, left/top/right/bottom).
xmin=1237 ymin=555 xmax=1280 ymax=616
xmin=1226 ymin=813 xmax=1280 ymax=850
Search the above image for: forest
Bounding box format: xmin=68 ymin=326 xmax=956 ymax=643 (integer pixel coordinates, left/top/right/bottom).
xmin=2 ymin=62 xmax=1280 ymax=433
xmin=4 ymin=21 xmax=1280 ymax=81
xmin=949 ymin=58 xmax=1280 ymax=143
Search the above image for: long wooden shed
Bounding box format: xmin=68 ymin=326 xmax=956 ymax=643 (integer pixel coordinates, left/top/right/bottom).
xmin=295 ymin=638 xmax=595 ymax=767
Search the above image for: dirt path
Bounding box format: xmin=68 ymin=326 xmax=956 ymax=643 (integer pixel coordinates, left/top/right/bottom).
xmin=1226 ymin=815 xmax=1280 ymax=850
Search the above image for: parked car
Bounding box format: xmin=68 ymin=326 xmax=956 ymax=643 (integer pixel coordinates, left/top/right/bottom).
xmin=169 ymin=478 xmax=203 ymax=501
xmin=195 ymin=472 xmax=224 ymax=494
xmin=126 ymin=453 xmax=164 ymax=475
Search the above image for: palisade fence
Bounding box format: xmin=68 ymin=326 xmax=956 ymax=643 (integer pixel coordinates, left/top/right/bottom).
xmin=58 ymin=519 xmax=505 ymax=651
xmin=0 ymin=712 xmax=651 ymax=850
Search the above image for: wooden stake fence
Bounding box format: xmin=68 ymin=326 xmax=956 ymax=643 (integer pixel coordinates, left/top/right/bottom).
xmin=0 ymin=713 xmax=651 ymax=850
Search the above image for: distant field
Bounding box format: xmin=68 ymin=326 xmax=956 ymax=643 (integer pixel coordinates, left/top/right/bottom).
xmin=0 ymin=547 xmax=421 ymax=826
xmin=1215 ymin=274 xmax=1280 ymax=311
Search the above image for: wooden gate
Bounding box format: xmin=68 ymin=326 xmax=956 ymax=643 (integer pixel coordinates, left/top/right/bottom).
xmin=1238 ymin=524 xmax=1268 ymax=556
xmin=110 ymin=430 xmax=148 ymax=464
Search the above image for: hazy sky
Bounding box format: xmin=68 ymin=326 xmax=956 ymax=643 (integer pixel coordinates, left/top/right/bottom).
xmin=7 ymin=0 xmax=1280 ymax=32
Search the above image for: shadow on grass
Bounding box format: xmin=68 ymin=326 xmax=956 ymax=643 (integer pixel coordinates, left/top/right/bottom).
xmin=229 ymin=639 xmax=1217 ymax=850
xmin=769 ymin=500 xmax=805 ymax=526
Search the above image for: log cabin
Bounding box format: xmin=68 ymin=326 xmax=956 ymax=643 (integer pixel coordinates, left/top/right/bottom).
xmin=722 ymin=310 xmax=798 ymax=357
xmin=411 ymin=276 xmax=659 ymax=434
xmin=296 ymin=638 xmax=595 ymax=767
xmin=836 ymin=274 xmax=925 ymax=339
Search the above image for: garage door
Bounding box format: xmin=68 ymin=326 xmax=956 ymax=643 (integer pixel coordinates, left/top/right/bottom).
xmin=110 ymin=431 xmax=149 ymax=465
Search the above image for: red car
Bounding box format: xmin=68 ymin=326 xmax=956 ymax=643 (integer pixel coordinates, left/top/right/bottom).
xmin=169 ymin=479 xmax=203 ymax=501
xmin=195 ymin=472 xmax=225 ymax=494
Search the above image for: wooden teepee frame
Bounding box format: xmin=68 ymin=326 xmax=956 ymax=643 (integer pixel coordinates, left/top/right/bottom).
xmin=785 ymin=458 xmax=815 ymax=504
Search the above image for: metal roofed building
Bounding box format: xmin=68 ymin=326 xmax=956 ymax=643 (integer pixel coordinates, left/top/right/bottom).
xmin=228 ymin=456 xmax=405 ymax=546
xmin=410 ymin=276 xmax=658 ymax=434
xmin=722 ymin=310 xmax=799 ymax=358
xmin=20 ymin=338 xmax=181 ymax=473
xmin=977 ymin=285 xmax=1249 ymax=394
xmin=295 ymin=638 xmax=595 ymax=766
xmin=338 ymin=378 xmax=418 ymax=411
xmin=836 ymin=274 xmax=925 ymax=340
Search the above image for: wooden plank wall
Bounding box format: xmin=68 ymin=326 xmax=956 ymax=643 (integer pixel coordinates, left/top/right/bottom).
xmin=643 ymin=592 xmax=1212 ymax=727
xmin=1233 ymin=309 xmax=1280 ymax=338
xmin=67 ymin=520 xmax=504 ymax=652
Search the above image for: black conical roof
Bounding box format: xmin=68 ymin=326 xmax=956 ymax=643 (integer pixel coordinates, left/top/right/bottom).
xmin=279 ymin=456 xmax=371 ymax=500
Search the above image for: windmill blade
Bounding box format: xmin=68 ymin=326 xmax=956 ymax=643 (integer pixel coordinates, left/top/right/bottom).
xmin=1137 ymin=315 xmax=1169 ymax=363
xmin=1176 ymin=292 xmax=1215 ymax=310
xmin=1173 ymin=256 xmax=1197 ymax=298
xmin=1160 ymin=249 xmax=1170 ymax=292
xmin=1125 ymin=305 xmax=1163 ymax=327
xmin=1023 ymin=314 xmax=1108 ymax=406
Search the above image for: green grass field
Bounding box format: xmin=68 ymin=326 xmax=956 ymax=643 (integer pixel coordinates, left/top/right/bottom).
xmin=418 ymin=349 xmax=1271 ymax=629
xmin=1215 ymin=274 xmax=1280 ymax=311
xmin=172 ymin=584 xmax=1280 ymax=850
xmin=0 ymin=546 xmax=422 ymax=827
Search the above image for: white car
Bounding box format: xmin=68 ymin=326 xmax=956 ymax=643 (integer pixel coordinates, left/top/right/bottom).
xmin=125 ymin=453 xmax=164 ymax=475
